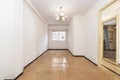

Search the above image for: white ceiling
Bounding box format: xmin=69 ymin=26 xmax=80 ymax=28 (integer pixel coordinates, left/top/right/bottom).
xmin=30 ymin=0 xmax=97 ymax=25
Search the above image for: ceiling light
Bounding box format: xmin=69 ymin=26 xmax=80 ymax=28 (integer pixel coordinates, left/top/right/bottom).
xmin=55 ymin=6 xmax=67 ymax=21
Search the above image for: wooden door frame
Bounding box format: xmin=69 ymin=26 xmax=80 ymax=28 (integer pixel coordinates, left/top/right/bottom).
xmin=98 ymin=0 xmax=118 ymax=67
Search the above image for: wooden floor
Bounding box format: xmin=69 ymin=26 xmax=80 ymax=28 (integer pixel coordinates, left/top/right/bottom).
xmin=17 ymin=50 xmax=120 ymax=80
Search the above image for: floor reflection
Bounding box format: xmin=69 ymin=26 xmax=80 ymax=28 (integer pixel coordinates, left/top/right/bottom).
xmin=52 ymin=57 xmax=68 ymax=70
xmin=17 ymin=50 xmax=120 ymax=80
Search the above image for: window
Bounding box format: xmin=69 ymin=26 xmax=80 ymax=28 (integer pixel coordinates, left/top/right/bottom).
xmin=52 ymin=31 xmax=66 ymax=41
xmin=52 ymin=32 xmax=59 ymax=41
xmin=59 ymin=32 xmax=65 ymax=41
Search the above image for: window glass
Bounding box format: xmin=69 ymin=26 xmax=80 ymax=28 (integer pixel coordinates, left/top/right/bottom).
xmin=52 ymin=31 xmax=66 ymax=41
xmin=59 ymin=32 xmax=65 ymax=41
xmin=52 ymin=32 xmax=59 ymax=41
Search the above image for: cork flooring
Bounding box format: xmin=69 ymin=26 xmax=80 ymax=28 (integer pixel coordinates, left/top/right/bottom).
xmin=17 ymin=50 xmax=120 ymax=80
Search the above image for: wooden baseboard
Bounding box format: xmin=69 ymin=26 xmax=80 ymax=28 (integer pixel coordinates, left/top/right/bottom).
xmin=9 ymin=50 xmax=48 ymax=80
xmin=4 ymin=79 xmax=15 ymax=80
xmin=84 ymin=56 xmax=97 ymax=66
xmin=68 ymin=50 xmax=97 ymax=66
xmin=68 ymin=50 xmax=84 ymax=57
xmin=14 ymin=72 xmax=23 ymax=80
xmin=5 ymin=49 xmax=98 ymax=80
xmin=4 ymin=72 xmax=23 ymax=80
xmin=13 ymin=50 xmax=48 ymax=80
xmin=24 ymin=50 xmax=48 ymax=69
xmin=48 ymin=49 xmax=68 ymax=50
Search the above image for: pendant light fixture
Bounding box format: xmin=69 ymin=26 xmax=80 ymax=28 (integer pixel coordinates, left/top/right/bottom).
xmin=55 ymin=6 xmax=67 ymax=21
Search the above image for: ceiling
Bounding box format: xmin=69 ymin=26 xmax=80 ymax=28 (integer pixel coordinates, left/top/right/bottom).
xmin=30 ymin=0 xmax=97 ymax=25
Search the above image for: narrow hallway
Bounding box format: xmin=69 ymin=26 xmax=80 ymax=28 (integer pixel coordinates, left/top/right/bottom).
xmin=18 ymin=50 xmax=120 ymax=80
xmin=1 ymin=0 xmax=120 ymax=79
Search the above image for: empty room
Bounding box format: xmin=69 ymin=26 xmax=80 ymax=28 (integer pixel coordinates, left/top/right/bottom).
xmin=0 ymin=0 xmax=120 ymax=80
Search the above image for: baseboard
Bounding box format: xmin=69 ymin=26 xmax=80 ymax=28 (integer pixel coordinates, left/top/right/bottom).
xmin=6 ymin=50 xmax=48 ymax=80
xmin=8 ymin=50 xmax=48 ymax=80
xmin=4 ymin=79 xmax=15 ymax=80
xmin=10 ymin=50 xmax=48 ymax=80
xmin=68 ymin=50 xmax=84 ymax=57
xmin=84 ymin=56 xmax=97 ymax=66
xmin=5 ymin=49 xmax=97 ymax=80
xmin=14 ymin=72 xmax=23 ymax=80
xmin=67 ymin=49 xmax=75 ymax=56
xmin=24 ymin=49 xmax=48 ymax=69
xmin=68 ymin=50 xmax=97 ymax=66
xmin=48 ymin=49 xmax=68 ymax=50
xmin=4 ymin=72 xmax=23 ymax=80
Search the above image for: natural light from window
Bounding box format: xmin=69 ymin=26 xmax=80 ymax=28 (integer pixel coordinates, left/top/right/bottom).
xmin=52 ymin=31 xmax=66 ymax=41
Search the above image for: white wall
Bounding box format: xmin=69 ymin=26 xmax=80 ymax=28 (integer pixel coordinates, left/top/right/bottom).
xmin=84 ymin=0 xmax=111 ymax=64
xmin=0 ymin=0 xmax=23 ymax=79
xmin=14 ymin=0 xmax=23 ymax=78
xmin=0 ymin=0 xmax=48 ymax=79
xmin=0 ymin=0 xmax=113 ymax=79
xmin=23 ymin=1 xmax=48 ymax=67
xmin=73 ymin=16 xmax=85 ymax=55
xmin=68 ymin=0 xmax=112 ymax=62
xmin=48 ymin=25 xmax=68 ymax=49
xmin=68 ymin=20 xmax=74 ymax=53
xmin=68 ymin=15 xmax=84 ymax=55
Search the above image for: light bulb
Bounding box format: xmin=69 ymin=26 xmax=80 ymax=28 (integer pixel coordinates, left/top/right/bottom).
xmin=60 ymin=12 xmax=64 ymax=16
xmin=62 ymin=17 xmax=65 ymax=20
xmin=56 ymin=16 xmax=60 ymax=20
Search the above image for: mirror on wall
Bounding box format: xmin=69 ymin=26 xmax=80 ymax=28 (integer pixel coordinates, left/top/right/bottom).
xmin=103 ymin=18 xmax=116 ymax=63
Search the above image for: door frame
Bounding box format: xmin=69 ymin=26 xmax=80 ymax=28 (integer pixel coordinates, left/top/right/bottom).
xmin=98 ymin=0 xmax=118 ymax=67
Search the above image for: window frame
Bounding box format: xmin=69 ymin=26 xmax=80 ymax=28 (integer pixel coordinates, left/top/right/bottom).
xmin=52 ymin=30 xmax=66 ymax=41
